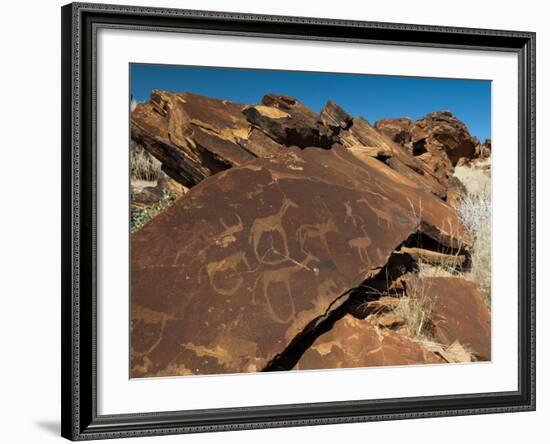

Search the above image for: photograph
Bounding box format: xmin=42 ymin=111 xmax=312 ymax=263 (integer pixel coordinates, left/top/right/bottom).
xmin=129 ymin=64 xmax=492 ymax=378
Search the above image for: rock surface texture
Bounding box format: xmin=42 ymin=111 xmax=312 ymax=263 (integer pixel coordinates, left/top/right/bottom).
xmin=130 ymin=91 xmax=491 ymax=377
xmin=402 ymin=276 xmax=491 ymax=360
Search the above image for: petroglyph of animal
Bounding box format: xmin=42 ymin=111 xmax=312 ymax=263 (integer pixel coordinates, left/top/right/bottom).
xmin=214 ymin=214 xmax=244 ymax=248
xmin=343 ymin=201 xmax=364 ymax=227
xmin=296 ymin=218 xmax=338 ymax=261
xmin=252 ymin=255 xmax=317 ymax=324
xmin=348 ymin=225 xmax=373 ymax=266
xmin=249 ymin=197 xmax=299 ymax=265
xmin=205 ymin=251 xmax=251 ymax=295
xmin=357 ymin=197 xmax=393 ymax=229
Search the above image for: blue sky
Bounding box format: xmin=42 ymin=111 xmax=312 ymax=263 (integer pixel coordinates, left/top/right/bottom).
xmin=131 ymin=64 xmax=491 ymax=141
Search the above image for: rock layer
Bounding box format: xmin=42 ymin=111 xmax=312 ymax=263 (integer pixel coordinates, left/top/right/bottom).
xmin=402 ymin=276 xmax=491 ymax=360
xmin=295 ymin=314 xmax=444 ymax=370
xmin=131 ymin=149 xmax=420 ymax=377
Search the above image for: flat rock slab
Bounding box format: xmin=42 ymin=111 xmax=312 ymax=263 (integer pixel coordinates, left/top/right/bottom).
xmin=295 ymin=314 xmax=444 ymax=370
xmin=402 ymin=276 xmax=491 ymax=360
xmin=131 ymin=144 xmax=473 ymax=377
xmin=131 ymin=148 xmax=421 ymax=377
xmin=324 ymin=144 xmax=472 ymax=249
xmin=339 ymin=117 xmax=447 ymax=198
xmin=131 ymin=91 xmax=254 ymax=187
xmin=243 ymin=94 xmax=333 ymax=148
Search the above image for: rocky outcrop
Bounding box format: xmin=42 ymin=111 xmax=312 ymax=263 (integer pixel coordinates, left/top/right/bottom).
xmin=375 ymin=112 xmax=484 ymax=186
xmin=131 ymin=91 xmax=254 ymax=187
xmin=402 ymin=276 xmax=491 ymax=360
xmin=295 ymin=314 xmax=444 ymax=370
xmin=130 ymin=91 xmax=489 ymax=377
xmin=130 ymin=144 xmax=473 ymax=377
xmin=375 ymin=117 xmax=413 ymax=147
xmin=408 ymin=111 xmax=479 ymax=185
xmin=411 ymin=111 xmax=478 ymax=165
xmin=243 ymin=94 xmax=333 ymax=149
xmin=320 ymin=100 xmax=353 ymax=136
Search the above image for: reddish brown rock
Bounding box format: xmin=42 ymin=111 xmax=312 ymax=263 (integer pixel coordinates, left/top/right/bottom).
xmin=374 ymin=117 xmax=414 ymax=146
xmin=243 ymin=95 xmax=333 ymax=148
xmin=399 ymin=246 xmax=466 ymax=268
xmin=294 ymin=315 xmax=444 ymax=370
xmin=131 ymin=148 xmax=423 ymax=377
xmin=340 ymin=117 xmax=447 ymax=198
xmin=446 ymin=176 xmax=468 ymax=208
xmin=474 ymin=138 xmax=492 ymax=159
xmin=130 ymin=140 xmax=474 ymax=377
xmin=131 ymin=91 xmax=256 ymax=187
xmin=402 ymin=276 xmax=491 ymax=360
xmin=411 ymin=111 xmax=479 ymax=168
xmin=239 ymin=128 xmax=285 ymax=158
xmin=320 ymin=100 xmax=353 ymax=134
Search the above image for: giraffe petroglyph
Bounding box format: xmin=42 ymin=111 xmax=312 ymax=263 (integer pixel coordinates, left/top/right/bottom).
xmin=356 ymin=197 xmax=393 ymax=229
xmin=249 ymin=197 xmax=298 ymax=265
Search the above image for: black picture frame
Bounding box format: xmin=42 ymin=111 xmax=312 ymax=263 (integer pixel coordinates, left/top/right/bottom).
xmin=61 ymin=2 xmax=536 ymax=440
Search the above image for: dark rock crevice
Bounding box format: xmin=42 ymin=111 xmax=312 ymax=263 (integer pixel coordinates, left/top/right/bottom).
xmin=262 ymin=247 xmax=419 ymax=372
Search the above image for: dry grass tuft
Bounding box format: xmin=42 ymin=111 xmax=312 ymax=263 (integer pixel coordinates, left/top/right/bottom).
xmin=392 ymin=278 xmax=434 ymax=339
xmin=457 ymin=195 xmax=491 ymax=304
xmin=416 ymin=164 xmax=491 ymax=304
xmin=131 ymin=141 xmax=162 ymax=181
xmin=454 ymin=164 xmax=491 ymax=304
xmin=384 ymin=164 xmax=492 ymax=350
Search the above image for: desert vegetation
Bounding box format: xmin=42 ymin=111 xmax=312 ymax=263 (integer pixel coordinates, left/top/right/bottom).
xmin=130 ymin=140 xmax=162 ymax=182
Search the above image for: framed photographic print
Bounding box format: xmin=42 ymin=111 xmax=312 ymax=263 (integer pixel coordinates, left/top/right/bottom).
xmin=61 ymin=2 xmax=536 ymax=440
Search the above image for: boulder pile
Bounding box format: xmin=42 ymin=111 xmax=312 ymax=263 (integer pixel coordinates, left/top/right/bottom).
xmin=130 ymin=91 xmax=491 ymax=377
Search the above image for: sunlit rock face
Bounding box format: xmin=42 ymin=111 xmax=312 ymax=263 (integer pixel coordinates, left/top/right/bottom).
xmin=130 ymin=92 xmax=485 ymax=378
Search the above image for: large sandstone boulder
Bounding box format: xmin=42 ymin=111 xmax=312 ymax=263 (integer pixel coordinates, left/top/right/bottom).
xmin=131 ymin=143 xmax=472 ymax=377
xmin=243 ymin=94 xmax=333 ymax=148
xmin=295 ymin=314 xmax=444 ymax=370
xmin=131 ymin=91 xmax=255 ymax=187
xmin=319 ymin=100 xmax=353 ymax=136
xmin=410 ymin=111 xmax=479 ymax=172
xmin=339 ymin=117 xmax=448 ymax=198
xmin=402 ymin=276 xmax=491 ymax=360
xmin=131 ymin=148 xmax=419 ymax=377
xmin=130 ymin=91 xmax=484 ymax=377
xmin=374 ymin=117 xmax=414 ymax=147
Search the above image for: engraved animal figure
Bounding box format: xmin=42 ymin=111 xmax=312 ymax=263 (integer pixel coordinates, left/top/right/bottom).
xmin=252 ymin=254 xmax=317 ymax=324
xmin=348 ymin=225 xmax=372 ymax=266
xmin=343 ymin=201 xmax=364 ymax=227
xmin=205 ymin=251 xmax=251 ymax=295
xmin=357 ymin=197 xmax=393 ymax=229
xmin=296 ymin=218 xmax=338 ymax=260
xmin=214 ymin=214 xmax=244 ymax=247
xmin=249 ymin=197 xmax=298 ymax=265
